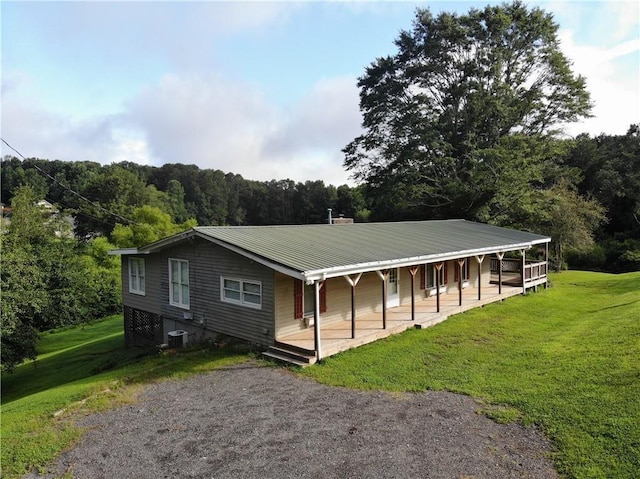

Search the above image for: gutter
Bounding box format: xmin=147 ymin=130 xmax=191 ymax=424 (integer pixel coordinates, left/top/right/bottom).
xmin=302 ymin=239 xmax=550 ymax=282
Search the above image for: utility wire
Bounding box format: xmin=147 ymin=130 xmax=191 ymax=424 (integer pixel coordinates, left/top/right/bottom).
xmin=1 ymin=138 xmax=137 ymax=225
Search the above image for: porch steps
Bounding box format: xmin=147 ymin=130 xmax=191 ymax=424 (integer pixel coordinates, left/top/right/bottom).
xmin=262 ymin=342 xmax=317 ymax=367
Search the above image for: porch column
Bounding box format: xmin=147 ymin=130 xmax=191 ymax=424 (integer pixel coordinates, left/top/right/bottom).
xmin=408 ymin=266 xmax=420 ymax=321
xmin=457 ymin=259 xmax=465 ymax=306
xmin=376 ymin=270 xmax=390 ymax=329
xmin=544 ymin=242 xmax=549 ymax=289
xmin=434 ymin=262 xmax=443 ymax=313
xmin=521 ymin=249 xmax=527 ymax=294
xmin=313 ymin=280 xmax=324 ymax=361
xmin=475 ymin=255 xmax=485 ymax=300
xmin=496 ymin=252 xmax=505 ymax=295
xmin=343 ymin=273 xmax=363 ymax=339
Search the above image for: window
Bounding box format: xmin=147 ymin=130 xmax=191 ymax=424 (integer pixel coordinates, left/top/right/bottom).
xmin=129 ymin=258 xmax=145 ymax=295
xmin=454 ymin=258 xmax=470 ymax=282
xmin=425 ymin=263 xmax=447 ymax=289
xmin=169 ymin=259 xmax=189 ymax=309
xmin=294 ymin=279 xmax=327 ymax=319
xmin=221 ymin=277 xmax=262 ymax=309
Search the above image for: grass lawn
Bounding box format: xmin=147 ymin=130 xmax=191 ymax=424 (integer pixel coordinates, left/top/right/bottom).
xmin=301 ymin=271 xmax=640 ymax=479
xmin=2 ymin=272 xmax=638 ymax=478
xmin=1 ymin=315 xmax=251 ymax=478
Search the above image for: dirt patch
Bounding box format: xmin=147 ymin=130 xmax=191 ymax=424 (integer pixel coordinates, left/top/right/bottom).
xmin=33 ymin=362 xmax=557 ymax=478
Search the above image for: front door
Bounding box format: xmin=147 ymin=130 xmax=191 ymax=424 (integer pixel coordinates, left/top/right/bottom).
xmin=387 ymin=268 xmax=399 ymax=308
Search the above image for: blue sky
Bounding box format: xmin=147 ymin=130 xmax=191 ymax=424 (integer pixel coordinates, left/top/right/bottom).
xmin=2 ymin=1 xmax=639 ymax=186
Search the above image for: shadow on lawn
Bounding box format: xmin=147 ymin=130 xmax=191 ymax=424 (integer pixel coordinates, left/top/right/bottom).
xmin=1 ymin=333 xmax=153 ymax=404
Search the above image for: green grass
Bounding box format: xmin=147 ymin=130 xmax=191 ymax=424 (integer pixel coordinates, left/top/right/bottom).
xmin=301 ymin=271 xmax=640 ymax=479
xmin=3 ymin=272 xmax=638 ymax=478
xmin=1 ymin=315 xmax=251 ymax=478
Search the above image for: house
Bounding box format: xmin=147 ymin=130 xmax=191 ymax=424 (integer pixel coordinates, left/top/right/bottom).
xmin=110 ymin=220 xmax=550 ymax=365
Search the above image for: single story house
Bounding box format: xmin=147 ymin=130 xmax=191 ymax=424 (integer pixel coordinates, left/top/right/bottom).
xmin=110 ymin=219 xmax=550 ymax=365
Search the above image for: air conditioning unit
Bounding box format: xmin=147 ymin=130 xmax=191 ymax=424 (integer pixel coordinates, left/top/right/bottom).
xmin=168 ymin=330 xmax=188 ymax=348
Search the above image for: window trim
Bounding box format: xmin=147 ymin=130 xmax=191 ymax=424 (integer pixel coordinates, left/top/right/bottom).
xmin=128 ymin=257 xmax=146 ymax=296
xmin=169 ymin=258 xmax=190 ymax=309
xmin=221 ymin=276 xmax=262 ymax=310
xmin=425 ymin=263 xmax=447 ymax=291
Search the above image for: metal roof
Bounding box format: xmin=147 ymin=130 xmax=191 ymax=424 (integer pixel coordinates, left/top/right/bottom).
xmin=135 ymin=219 xmax=549 ymax=281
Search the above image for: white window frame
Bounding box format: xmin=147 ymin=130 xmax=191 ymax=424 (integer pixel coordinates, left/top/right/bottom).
xmin=221 ymin=276 xmax=262 ymax=309
xmin=128 ymin=258 xmax=145 ymax=295
xmin=169 ymin=258 xmax=190 ymax=309
xmin=425 ymin=264 xmax=446 ymax=292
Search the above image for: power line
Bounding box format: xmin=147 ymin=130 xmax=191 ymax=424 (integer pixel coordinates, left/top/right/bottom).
xmin=1 ymin=138 xmax=137 ymax=225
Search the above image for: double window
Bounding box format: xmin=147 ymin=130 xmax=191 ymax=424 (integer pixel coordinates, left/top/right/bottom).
xmin=221 ymin=277 xmax=262 ymax=309
xmin=129 ymin=258 xmax=145 ymax=295
xmin=454 ymin=258 xmax=470 ymax=283
xmin=425 ymin=263 xmax=447 ymax=289
xmin=169 ymin=259 xmax=190 ymax=309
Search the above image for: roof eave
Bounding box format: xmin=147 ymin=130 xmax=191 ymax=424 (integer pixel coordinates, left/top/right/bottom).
xmin=108 ymin=248 xmax=145 ymax=256
xmin=302 ymin=239 xmax=550 ymax=281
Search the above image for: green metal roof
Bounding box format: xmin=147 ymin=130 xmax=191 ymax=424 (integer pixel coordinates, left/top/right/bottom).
xmin=140 ymin=220 xmax=549 ymax=281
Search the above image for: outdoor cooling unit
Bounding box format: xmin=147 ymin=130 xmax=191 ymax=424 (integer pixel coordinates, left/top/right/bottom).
xmin=168 ymin=330 xmax=188 ymax=348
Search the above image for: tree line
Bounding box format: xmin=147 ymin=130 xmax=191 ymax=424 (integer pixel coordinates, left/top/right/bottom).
xmin=2 ymin=0 xmax=639 ymax=371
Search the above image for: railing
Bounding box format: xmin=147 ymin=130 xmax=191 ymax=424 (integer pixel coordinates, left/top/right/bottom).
xmin=523 ymin=261 xmax=547 ymax=282
xmin=490 ymin=257 xmax=547 ymax=286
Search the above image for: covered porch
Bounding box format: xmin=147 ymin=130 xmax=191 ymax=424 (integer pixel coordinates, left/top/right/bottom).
xmin=267 ymin=281 xmax=524 ymax=366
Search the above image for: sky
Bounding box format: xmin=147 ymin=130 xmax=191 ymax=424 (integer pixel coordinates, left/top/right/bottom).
xmin=2 ymin=1 xmax=639 ymax=186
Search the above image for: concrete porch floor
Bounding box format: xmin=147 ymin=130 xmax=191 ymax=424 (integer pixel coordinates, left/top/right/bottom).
xmin=276 ymin=283 xmax=523 ymax=361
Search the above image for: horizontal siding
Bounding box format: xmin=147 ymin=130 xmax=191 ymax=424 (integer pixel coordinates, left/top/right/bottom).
xmin=157 ymin=238 xmax=275 ymax=346
xmin=121 ymin=255 xmax=162 ymax=314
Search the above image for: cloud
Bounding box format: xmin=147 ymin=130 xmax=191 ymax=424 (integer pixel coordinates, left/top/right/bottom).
xmin=262 ymin=76 xmax=362 ymax=184
xmin=123 ymin=72 xmax=360 ymax=185
xmin=558 ymin=31 xmax=639 ymax=136
xmin=1 ymin=91 xmax=118 ymax=163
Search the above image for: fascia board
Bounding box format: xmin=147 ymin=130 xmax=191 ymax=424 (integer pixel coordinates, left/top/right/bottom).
xmin=303 ymin=240 xmax=549 ymax=281
xmin=108 ymin=248 xmax=143 ymax=255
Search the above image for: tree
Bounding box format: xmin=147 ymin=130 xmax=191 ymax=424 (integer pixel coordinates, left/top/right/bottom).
xmin=530 ymin=179 xmax=606 ymax=270
xmin=1 ymin=187 xmax=124 ymax=371
xmin=344 ymin=1 xmax=591 ymax=221
xmin=111 ymin=205 xmax=197 ymax=248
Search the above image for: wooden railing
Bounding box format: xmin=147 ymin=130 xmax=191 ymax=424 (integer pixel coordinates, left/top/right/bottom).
xmin=523 ymin=261 xmax=547 ymax=282
xmin=490 ymin=257 xmax=547 ymax=286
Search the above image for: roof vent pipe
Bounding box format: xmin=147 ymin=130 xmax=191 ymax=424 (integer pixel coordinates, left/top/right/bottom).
xmin=327 ymin=208 xmax=332 ymax=225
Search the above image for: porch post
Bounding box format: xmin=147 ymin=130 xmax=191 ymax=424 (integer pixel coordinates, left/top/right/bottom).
xmin=475 ymin=255 xmax=485 ymax=300
xmin=408 ymin=266 xmax=419 ymax=321
xmin=544 ymin=242 xmax=549 ymax=289
xmin=496 ymin=252 xmax=505 ymax=295
xmin=344 ymin=273 xmax=362 ymax=339
xmin=376 ymin=270 xmax=389 ymax=329
xmin=313 ymin=280 xmax=323 ymax=361
xmin=521 ymin=249 xmax=527 ymax=294
xmin=434 ymin=262 xmax=443 ymax=313
xmin=457 ymin=259 xmax=464 ymax=306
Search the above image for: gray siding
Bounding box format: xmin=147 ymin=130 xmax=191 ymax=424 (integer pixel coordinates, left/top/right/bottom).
xmin=156 ymin=238 xmax=275 ymax=346
xmin=121 ymin=255 xmax=162 ymax=315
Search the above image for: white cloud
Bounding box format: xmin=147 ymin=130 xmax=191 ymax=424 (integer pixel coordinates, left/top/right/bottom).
xmin=122 ymin=73 xmax=360 ymax=185
xmin=262 ymin=76 xmax=362 ymax=184
xmin=559 ymin=30 xmax=640 ymax=136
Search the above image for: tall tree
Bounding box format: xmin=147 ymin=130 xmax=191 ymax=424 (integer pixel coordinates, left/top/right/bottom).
xmin=344 ymin=1 xmax=591 ymax=221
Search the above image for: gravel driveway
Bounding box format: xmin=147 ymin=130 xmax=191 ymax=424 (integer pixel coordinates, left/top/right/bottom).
xmin=38 ymin=362 xmax=557 ymax=478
